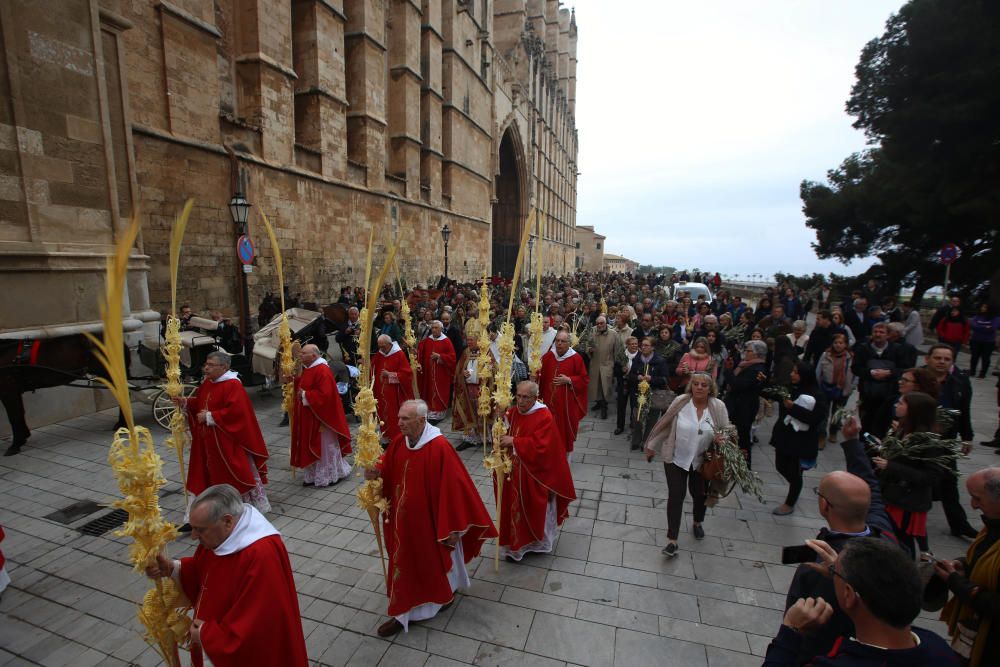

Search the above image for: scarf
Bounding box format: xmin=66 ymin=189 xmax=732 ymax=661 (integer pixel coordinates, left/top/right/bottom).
xmin=828 ymin=348 xmax=849 ymax=389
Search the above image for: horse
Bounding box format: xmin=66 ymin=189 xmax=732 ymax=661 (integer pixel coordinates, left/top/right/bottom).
xmin=0 ymin=334 xmax=127 ymax=456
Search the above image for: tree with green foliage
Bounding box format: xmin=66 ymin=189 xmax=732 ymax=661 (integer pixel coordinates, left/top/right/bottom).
xmin=800 ymin=0 xmax=999 ymax=305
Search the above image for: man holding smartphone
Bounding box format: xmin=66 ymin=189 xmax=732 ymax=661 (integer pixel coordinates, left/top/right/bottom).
xmin=781 ymin=416 xmax=898 ymax=662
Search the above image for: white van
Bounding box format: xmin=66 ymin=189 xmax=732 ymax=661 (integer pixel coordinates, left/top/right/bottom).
xmin=671 ymin=281 xmax=714 ymax=304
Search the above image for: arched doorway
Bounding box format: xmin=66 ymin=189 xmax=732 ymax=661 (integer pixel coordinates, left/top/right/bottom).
xmin=492 ymin=128 xmax=525 ymax=279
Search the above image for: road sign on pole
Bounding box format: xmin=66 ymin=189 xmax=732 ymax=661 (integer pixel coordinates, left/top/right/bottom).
xmin=237 ymin=235 xmax=255 ymax=265
xmin=940 ymin=243 xmax=960 ymax=265
xmin=940 ymin=243 xmax=960 ymax=297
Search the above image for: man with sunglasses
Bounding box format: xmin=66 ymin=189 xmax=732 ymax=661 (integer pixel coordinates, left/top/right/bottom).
xmin=781 ymin=416 xmax=899 ymax=662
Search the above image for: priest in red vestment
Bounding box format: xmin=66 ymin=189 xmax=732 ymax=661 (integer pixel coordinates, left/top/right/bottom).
xmin=365 ymin=399 xmax=497 ymax=637
xmin=451 ymin=333 xmax=488 ymax=451
xmin=177 ymin=351 xmax=270 ymax=518
xmin=372 ymin=334 xmax=414 ymax=443
xmin=146 ymin=484 xmax=307 ymax=667
xmin=536 ymin=331 xmax=589 ymax=459
xmin=498 ymin=381 xmax=576 ymax=561
xmin=416 ymin=321 xmax=457 ymax=422
xmin=290 ymin=344 xmax=353 ymax=487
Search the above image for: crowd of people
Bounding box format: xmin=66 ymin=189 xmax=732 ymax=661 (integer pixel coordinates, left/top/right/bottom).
xmin=116 ymin=268 xmax=1000 ymax=665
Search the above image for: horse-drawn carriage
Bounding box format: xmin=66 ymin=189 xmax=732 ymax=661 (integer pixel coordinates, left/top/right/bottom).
xmin=1 ymin=307 xmax=346 ymax=456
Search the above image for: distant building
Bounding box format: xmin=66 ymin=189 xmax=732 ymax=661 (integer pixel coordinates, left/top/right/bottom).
xmin=603 ymin=253 xmax=638 ymax=274
xmin=574 ymin=225 xmax=605 ymax=272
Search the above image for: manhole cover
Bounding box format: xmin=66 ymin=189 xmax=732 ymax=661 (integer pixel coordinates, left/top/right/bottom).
xmin=78 ymin=509 xmax=129 ymax=536
xmin=44 ymin=500 xmax=102 ymax=525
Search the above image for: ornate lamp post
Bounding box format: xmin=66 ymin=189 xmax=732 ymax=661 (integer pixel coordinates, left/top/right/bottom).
xmin=440 ymin=223 xmax=451 ymax=281
xmin=229 ymin=191 xmax=252 ymax=353
xmin=527 ymin=233 xmax=535 ymax=281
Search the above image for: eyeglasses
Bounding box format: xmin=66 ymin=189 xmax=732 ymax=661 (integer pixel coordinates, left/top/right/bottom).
xmin=813 ymin=487 xmax=834 ymax=508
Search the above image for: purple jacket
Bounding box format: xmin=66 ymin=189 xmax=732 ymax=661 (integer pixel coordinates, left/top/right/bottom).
xmin=970 ymin=315 xmax=1000 ymax=343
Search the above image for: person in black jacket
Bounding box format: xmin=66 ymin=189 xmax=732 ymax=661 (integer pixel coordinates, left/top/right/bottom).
xmin=767 ymin=538 xmax=959 ymax=667
xmin=872 ymin=391 xmax=947 ymax=558
xmin=926 ymin=344 xmax=978 ymax=538
xmin=851 ymin=322 xmax=904 ymax=439
xmin=803 ymin=310 xmax=837 ymax=368
xmin=724 ymin=339 xmax=769 ymax=468
xmin=771 ymin=362 xmax=827 ymax=516
xmin=628 ymin=337 xmax=671 ymax=451
xmin=781 ymin=414 xmax=899 ymax=663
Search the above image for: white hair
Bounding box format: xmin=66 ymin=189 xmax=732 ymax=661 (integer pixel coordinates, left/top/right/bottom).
xmin=192 ymin=484 xmax=244 ymax=522
xmin=206 ymin=350 xmax=232 ymax=367
xmin=401 ymin=399 xmax=428 ymax=419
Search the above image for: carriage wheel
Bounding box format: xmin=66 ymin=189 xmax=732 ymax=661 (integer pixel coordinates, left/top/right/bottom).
xmin=152 ymin=383 xmax=197 ymax=430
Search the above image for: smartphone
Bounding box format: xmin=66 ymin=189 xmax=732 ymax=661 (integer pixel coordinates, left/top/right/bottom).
xmin=781 ymin=544 xmax=816 ymax=565
xmin=862 ymin=432 xmax=882 ymax=451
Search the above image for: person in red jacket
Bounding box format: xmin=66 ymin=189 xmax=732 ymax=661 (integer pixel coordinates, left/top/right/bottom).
xmin=936 ymin=305 xmax=970 ymax=363
xmin=497 ymin=381 xmax=576 ymax=561
xmin=536 ymin=331 xmax=589 ymax=460
xmin=290 ymin=344 xmax=352 ymax=487
xmin=146 ymin=484 xmax=308 ymax=667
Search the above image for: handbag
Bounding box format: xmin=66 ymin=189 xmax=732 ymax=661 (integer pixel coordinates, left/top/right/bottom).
xmin=650 ymin=389 xmax=673 ymax=411
xmin=699 ymin=441 xmax=726 ymax=482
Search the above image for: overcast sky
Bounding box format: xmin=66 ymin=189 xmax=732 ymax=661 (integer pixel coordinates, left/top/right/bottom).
xmin=572 ymin=1 xmax=904 ymax=278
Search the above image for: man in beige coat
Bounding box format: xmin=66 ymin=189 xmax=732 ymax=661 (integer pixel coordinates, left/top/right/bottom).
xmin=587 ymin=315 xmax=623 ymax=420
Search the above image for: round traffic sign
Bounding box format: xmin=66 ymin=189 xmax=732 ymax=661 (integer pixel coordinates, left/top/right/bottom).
xmin=237 ymin=235 xmax=255 ymax=265
xmin=940 ymin=243 xmax=960 ymax=265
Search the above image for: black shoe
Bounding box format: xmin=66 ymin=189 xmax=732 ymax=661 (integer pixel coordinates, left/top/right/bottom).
xmin=662 ymin=543 xmax=678 ymax=558
xmin=591 ymin=402 xmax=602 ymax=412
xmin=982 ymin=439 xmax=1000 ymax=447
xmin=600 ymin=406 xmax=608 ymax=420
xmin=614 ymin=427 xmax=624 ymax=435
xmin=279 ymin=414 xmax=289 ymax=427
xmin=302 ymin=481 xmax=315 ymax=487
xmin=377 ymin=619 xmax=403 ymax=637
xmin=178 ymin=523 xmax=192 ymax=533
xmin=951 ymin=526 xmax=979 ymax=539
xmin=456 ymin=440 xmax=475 ymax=452
xmin=693 ymin=524 xmax=705 ymax=540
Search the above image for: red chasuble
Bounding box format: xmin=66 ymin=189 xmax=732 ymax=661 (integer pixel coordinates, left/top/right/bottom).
xmin=537 ymin=349 xmax=589 ymax=453
xmin=500 ymin=405 xmax=576 ymax=551
xmin=291 ymin=361 xmax=352 ymax=469
xmin=178 ymin=514 xmax=307 ymax=666
xmin=416 ymin=335 xmax=457 ymax=413
xmin=372 ymin=346 xmax=414 ymax=441
xmin=380 ymin=428 xmax=497 ymax=617
xmin=186 ymin=375 xmax=269 ymax=496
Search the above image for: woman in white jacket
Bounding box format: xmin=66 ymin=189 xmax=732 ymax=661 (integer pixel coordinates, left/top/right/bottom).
xmin=643 ymin=373 xmax=731 ymax=558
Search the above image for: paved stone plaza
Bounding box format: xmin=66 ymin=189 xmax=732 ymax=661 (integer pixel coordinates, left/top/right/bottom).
xmin=1 ymin=374 xmax=997 ymax=666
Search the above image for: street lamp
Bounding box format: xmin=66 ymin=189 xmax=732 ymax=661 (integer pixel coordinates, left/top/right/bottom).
xmin=229 ymin=190 xmax=252 ymax=353
xmin=229 ymin=191 xmax=251 ymax=235
xmin=440 ymin=224 xmax=451 ymax=281
xmin=527 ymin=234 xmax=535 ymax=280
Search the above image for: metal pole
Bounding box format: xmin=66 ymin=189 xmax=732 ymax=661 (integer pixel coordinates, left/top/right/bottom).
xmin=943 ymin=262 xmax=951 ymax=303
xmin=444 ymin=241 xmax=449 ymax=281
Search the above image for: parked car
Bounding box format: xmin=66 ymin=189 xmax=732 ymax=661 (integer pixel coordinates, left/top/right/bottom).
xmin=671 ymin=281 xmax=714 ymax=304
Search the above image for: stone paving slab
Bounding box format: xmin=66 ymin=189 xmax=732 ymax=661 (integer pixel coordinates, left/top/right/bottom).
xmin=0 ymin=372 xmax=997 ymax=665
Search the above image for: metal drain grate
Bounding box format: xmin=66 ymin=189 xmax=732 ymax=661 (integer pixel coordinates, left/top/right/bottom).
xmin=78 ymin=509 xmax=129 ymax=536
xmin=44 ymin=500 xmax=102 ymax=525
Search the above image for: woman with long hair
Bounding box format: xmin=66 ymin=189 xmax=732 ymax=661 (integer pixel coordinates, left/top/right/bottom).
xmin=873 ymin=391 xmax=959 ymax=559
xmin=771 ymin=361 xmax=826 ymax=516
xmin=816 ymin=332 xmax=855 ymax=445
xmin=643 ymin=373 xmax=731 ymax=558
